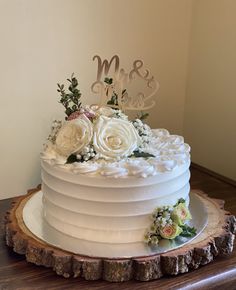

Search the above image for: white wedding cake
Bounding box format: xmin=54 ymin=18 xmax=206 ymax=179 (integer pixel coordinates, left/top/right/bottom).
xmin=41 ymin=128 xmax=190 ymax=246
xmin=40 ymin=57 xmax=194 ymax=257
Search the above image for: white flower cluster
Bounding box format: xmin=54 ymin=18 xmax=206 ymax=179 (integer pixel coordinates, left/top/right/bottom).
xmin=47 ymin=120 xmax=62 ymax=143
xmin=144 ymin=200 xmax=193 ymax=246
xmin=44 ymin=107 xmax=142 ymax=163
xmin=151 ymin=206 xmax=173 ymax=228
xmin=145 ymin=206 xmax=174 ymax=245
xmin=144 ymin=206 xmax=173 ymax=245
xmin=76 ymin=144 xmax=96 ymax=161
xmin=133 ymin=119 xmax=153 ymax=142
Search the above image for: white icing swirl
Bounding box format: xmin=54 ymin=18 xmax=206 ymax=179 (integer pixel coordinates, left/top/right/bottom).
xmin=152 ymin=128 xmax=170 ymax=137
xmin=100 ymin=165 xmax=128 ymax=178
xmin=72 ymin=162 xmax=100 ymax=174
xmin=41 ymin=128 xmax=190 ymax=178
xmin=125 ymin=163 xmax=156 ymax=178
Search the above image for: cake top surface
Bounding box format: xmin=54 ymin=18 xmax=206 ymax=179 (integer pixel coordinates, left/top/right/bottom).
xmin=41 ymin=56 xmax=190 ymax=178
xmin=41 ymin=105 xmax=190 ymax=178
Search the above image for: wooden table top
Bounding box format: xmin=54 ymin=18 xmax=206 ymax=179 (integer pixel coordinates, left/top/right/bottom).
xmin=0 ymin=167 xmax=236 ymax=290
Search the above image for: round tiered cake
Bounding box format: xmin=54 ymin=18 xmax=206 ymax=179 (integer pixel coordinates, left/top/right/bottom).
xmin=41 ymin=129 xmax=190 ymax=246
xmin=40 ymin=73 xmax=194 ymax=257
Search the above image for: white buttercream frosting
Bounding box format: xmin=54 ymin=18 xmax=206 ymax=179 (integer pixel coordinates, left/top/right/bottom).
xmin=41 ymin=128 xmax=191 ymax=246
xmin=41 ymin=159 xmax=191 ymax=244
xmin=41 ymin=129 xmax=190 ymax=178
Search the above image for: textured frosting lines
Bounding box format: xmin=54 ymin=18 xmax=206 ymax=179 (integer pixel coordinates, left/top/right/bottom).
xmin=41 ymin=164 xmax=191 ymax=244
xmin=42 ymin=129 xmax=190 ymax=178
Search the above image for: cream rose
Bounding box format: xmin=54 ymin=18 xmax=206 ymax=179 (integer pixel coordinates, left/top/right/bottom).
xmin=55 ymin=114 xmax=93 ymax=157
xmin=93 ymin=116 xmax=140 ymax=160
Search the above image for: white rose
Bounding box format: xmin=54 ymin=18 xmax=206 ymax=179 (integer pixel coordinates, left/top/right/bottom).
xmin=55 ymin=114 xmax=93 ymax=157
xmin=93 ymin=116 xmax=140 ymax=160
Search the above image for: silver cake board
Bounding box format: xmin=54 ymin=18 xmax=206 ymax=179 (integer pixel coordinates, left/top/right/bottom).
xmin=4 ymin=186 xmax=236 ymax=282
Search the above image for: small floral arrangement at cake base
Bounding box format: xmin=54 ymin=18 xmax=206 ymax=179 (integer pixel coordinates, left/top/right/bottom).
xmin=144 ymin=199 xmax=196 ymax=246
xmin=43 ymin=74 xmax=156 ymax=164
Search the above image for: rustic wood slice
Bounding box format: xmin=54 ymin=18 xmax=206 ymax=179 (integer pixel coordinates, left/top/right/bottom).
xmin=4 ymin=187 xmax=236 ymax=282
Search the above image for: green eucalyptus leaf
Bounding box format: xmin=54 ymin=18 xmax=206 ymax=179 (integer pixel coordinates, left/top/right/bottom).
xmin=140 ymin=113 xmax=149 ymax=120
xmin=179 ymin=225 xmax=197 ymax=237
xmin=65 ymin=107 xmax=72 ymax=116
xmin=132 ymin=151 xmax=155 ymax=158
xmin=66 ymin=154 xmax=77 ymax=164
xmin=177 ymin=198 xmax=186 ymax=205
xmin=72 ymin=78 xmax=78 ymax=86
xmin=104 ymin=77 xmax=113 ymax=84
xmin=57 ymin=74 xmax=82 ymax=117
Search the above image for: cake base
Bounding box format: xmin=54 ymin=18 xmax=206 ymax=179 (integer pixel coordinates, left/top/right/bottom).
xmin=4 ymin=186 xmax=236 ymax=282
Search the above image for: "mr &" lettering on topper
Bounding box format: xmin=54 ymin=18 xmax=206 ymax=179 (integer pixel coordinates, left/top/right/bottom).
xmin=91 ymin=55 xmax=160 ymax=111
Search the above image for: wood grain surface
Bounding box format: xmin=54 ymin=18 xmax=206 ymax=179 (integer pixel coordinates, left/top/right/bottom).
xmin=1 ymin=166 xmax=236 ymax=290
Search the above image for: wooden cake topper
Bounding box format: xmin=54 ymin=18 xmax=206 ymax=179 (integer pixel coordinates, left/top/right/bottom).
xmin=91 ymin=55 xmax=160 ymax=111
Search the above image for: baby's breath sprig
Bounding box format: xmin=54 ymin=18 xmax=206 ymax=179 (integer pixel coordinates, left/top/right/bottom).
xmin=132 ymin=119 xmax=155 ymax=158
xmin=66 ymin=144 xmax=97 ymax=164
xmin=57 ymin=74 xmax=82 ymax=119
xmin=47 ymin=120 xmax=62 ymax=143
xmin=76 ymin=145 xmax=96 ymax=162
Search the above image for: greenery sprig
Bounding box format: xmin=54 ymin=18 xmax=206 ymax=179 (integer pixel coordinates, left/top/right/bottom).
xmin=145 ymin=199 xmax=196 ymax=245
xmin=132 ymin=151 xmax=155 ymax=158
xmin=180 ymin=225 xmax=197 ymax=237
xmin=174 ymin=198 xmax=186 ymax=206
xmin=104 ymin=77 xmax=127 ymax=109
xmin=136 ymin=111 xmax=149 ymax=121
xmin=57 ymin=73 xmax=82 ymax=119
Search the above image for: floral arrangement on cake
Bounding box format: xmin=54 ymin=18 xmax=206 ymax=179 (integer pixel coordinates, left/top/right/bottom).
xmin=43 ymin=74 xmax=159 ymax=165
xmin=145 ymin=199 xmax=196 ymax=245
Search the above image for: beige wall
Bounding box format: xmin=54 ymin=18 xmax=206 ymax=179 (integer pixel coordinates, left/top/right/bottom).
xmin=184 ymin=0 xmax=236 ymax=180
xmin=0 ymin=0 xmax=192 ymax=199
